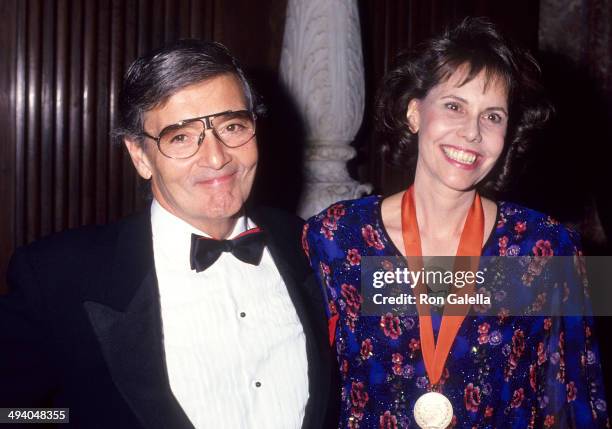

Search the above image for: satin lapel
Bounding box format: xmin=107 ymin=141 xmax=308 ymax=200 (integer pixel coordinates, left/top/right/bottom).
xmin=252 ymin=208 xmax=332 ymax=429
xmin=83 ymin=210 xmax=194 ymax=429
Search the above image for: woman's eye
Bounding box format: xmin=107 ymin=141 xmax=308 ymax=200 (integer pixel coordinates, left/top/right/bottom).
xmin=445 ymin=102 xmax=460 ymax=112
xmin=484 ymin=113 xmax=503 ymax=123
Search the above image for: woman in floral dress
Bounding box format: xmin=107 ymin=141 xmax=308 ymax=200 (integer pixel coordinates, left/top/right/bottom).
xmin=303 ymin=18 xmax=608 ymax=429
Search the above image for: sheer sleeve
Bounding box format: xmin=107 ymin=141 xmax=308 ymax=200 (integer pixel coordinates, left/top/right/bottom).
xmin=539 ymin=229 xmax=609 ymax=428
xmin=302 ymin=216 xmax=340 ymax=346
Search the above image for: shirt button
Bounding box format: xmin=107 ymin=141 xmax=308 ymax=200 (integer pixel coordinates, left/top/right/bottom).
xmin=240 ymin=312 xmax=246 ymax=318
xmin=254 ymin=381 xmax=262 ymax=388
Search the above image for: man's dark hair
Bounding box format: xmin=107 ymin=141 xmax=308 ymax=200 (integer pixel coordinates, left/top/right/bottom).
xmin=115 ymin=39 xmax=264 ymax=142
xmin=375 ymin=17 xmax=553 ymax=193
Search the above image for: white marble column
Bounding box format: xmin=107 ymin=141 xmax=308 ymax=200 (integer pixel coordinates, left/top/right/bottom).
xmin=279 ymin=0 xmax=372 ymax=219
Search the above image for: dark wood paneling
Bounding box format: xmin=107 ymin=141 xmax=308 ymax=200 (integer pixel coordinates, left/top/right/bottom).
xmin=108 ymin=0 xmax=126 ymax=221
xmin=40 ymin=0 xmax=55 ymax=237
xmin=67 ymin=0 xmax=83 ymax=229
xmin=0 ymin=0 xmax=18 ymax=293
xmin=212 ymin=0 xmax=288 ymax=71
xmin=55 ymin=0 xmax=69 ymax=232
xmin=25 ymin=0 xmax=42 ymax=243
xmin=14 ymin=0 xmax=26 ymax=248
xmin=81 ymin=0 xmax=96 ymax=226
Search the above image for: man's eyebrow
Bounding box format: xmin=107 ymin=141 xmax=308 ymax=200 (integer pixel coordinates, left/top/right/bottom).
xmin=441 ymin=95 xmax=508 ymax=115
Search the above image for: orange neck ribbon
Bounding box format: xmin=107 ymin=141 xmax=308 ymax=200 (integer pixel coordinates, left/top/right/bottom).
xmin=401 ymin=185 xmax=484 ymax=387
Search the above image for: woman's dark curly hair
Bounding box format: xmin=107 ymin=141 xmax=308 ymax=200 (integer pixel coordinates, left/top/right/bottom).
xmin=375 ymin=17 xmax=553 ymax=193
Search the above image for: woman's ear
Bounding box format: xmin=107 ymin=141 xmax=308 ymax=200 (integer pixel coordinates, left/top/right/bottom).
xmin=406 ymin=99 xmax=420 ymax=134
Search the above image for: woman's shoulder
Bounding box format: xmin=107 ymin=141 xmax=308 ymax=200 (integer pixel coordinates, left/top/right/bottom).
xmin=493 ymin=200 xmax=581 ymax=255
xmin=305 ymin=195 xmax=382 ymax=230
xmin=303 ymin=195 xmax=389 ymax=253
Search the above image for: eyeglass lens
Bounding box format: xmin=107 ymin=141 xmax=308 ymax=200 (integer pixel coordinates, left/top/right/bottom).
xmin=158 ymin=111 xmax=255 ymax=159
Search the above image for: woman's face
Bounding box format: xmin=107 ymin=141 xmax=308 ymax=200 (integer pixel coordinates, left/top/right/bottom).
xmin=408 ymin=66 xmax=509 ymax=193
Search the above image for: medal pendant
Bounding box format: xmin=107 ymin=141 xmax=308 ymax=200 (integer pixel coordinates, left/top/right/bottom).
xmin=413 ymin=391 xmax=453 ymax=429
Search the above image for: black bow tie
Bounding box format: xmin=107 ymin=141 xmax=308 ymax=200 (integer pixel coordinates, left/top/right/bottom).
xmin=190 ymin=228 xmax=267 ymax=272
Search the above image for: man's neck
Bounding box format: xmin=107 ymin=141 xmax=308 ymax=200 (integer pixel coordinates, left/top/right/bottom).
xmin=195 ymin=217 xmax=240 ymax=240
xmin=154 ymin=199 xmax=242 ymax=240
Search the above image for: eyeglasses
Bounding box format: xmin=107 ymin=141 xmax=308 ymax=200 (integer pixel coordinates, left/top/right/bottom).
xmin=140 ymin=110 xmax=256 ymax=159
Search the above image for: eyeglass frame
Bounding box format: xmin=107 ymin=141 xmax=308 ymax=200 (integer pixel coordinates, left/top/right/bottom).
xmin=138 ymin=109 xmax=257 ymax=159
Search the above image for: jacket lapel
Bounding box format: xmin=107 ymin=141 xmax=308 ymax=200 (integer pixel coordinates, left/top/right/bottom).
xmin=83 ymin=210 xmax=194 ymax=429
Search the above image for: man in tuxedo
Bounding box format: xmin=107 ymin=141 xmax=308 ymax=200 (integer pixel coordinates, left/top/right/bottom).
xmin=0 ymin=40 xmax=336 ymax=429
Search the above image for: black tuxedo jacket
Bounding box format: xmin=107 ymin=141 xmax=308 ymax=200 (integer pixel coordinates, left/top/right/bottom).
xmin=0 ymin=206 xmax=339 ymax=429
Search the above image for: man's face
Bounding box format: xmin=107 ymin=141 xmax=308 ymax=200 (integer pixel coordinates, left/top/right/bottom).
xmin=125 ymin=74 xmax=258 ymax=234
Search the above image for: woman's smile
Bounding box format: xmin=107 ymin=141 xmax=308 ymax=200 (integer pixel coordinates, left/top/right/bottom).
xmin=440 ymin=145 xmax=482 ymax=170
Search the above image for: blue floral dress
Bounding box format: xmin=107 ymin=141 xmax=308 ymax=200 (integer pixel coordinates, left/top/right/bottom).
xmin=303 ymin=195 xmax=609 ymax=429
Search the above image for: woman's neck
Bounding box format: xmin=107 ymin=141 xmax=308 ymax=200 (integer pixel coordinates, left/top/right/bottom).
xmin=412 ymin=175 xmax=476 ymax=249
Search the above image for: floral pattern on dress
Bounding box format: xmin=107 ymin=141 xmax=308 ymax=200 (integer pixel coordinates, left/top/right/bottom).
xmin=304 ymin=196 xmax=609 ymax=429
